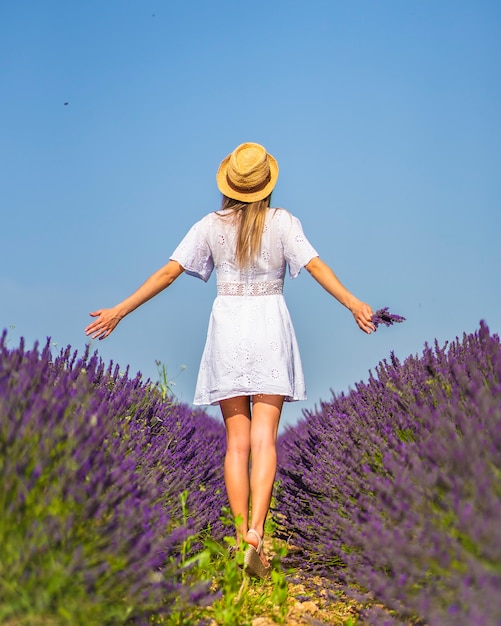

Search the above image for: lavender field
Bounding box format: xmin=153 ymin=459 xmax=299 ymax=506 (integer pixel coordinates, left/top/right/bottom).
xmin=1 ymin=322 xmax=500 ymax=625
xmin=0 ymin=331 xmax=227 ymax=624
xmin=275 ymin=321 xmax=501 ymax=625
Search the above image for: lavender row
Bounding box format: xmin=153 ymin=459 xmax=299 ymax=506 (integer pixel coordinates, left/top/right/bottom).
xmin=0 ymin=331 xmax=226 ymax=624
xmin=274 ymin=321 xmax=501 ymax=625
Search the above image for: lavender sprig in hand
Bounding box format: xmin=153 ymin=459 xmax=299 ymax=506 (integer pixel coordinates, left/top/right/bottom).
xmin=372 ymin=307 xmax=406 ymax=330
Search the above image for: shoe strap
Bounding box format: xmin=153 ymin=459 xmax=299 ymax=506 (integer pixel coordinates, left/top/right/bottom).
xmin=246 ymin=528 xmax=263 ymax=553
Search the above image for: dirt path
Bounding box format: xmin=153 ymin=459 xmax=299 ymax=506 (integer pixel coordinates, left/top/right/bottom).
xmin=279 ymin=573 xmax=361 ymax=625
xmin=263 ymin=538 xmax=362 ymax=625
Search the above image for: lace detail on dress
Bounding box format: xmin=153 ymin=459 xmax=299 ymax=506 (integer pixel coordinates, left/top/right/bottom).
xmin=217 ymin=280 xmax=283 ymax=296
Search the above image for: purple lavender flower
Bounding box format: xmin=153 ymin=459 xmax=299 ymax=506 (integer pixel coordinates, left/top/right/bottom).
xmin=274 ymin=321 xmax=501 ymax=625
xmin=372 ymin=307 xmax=406 ymax=329
xmin=0 ymin=330 xmax=226 ymax=623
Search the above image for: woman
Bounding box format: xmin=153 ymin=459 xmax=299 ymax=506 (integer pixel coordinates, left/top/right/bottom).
xmin=85 ymin=142 xmax=374 ymax=578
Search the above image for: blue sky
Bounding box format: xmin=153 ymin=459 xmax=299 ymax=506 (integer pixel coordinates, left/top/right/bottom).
xmin=2 ymin=1 xmax=500 ymax=430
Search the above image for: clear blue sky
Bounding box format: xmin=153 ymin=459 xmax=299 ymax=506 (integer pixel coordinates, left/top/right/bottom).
xmin=2 ymin=1 xmax=500 ymax=429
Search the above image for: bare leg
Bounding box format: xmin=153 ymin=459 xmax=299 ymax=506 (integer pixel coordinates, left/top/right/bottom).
xmin=220 ymin=396 xmax=252 ymax=544
xmin=246 ymin=394 xmax=284 ymax=566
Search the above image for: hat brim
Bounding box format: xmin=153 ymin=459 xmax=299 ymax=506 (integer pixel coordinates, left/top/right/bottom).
xmin=216 ymin=152 xmax=279 ymax=203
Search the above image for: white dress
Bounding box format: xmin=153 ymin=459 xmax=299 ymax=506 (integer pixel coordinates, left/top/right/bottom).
xmin=170 ymin=208 xmax=318 ymax=405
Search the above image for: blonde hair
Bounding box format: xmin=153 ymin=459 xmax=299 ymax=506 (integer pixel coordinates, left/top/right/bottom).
xmin=219 ymin=194 xmax=271 ymax=268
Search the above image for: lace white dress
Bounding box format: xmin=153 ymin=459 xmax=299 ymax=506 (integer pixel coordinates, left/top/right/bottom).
xmin=170 ymin=208 xmax=318 ymax=405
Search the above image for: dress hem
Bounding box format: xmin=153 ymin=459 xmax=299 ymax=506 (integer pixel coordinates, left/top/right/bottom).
xmin=193 ymin=391 xmax=306 ymax=407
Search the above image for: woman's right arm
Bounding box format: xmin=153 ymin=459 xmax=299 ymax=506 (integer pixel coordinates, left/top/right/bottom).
xmin=305 ymin=256 xmax=375 ymax=334
xmin=85 ymin=260 xmax=185 ymax=340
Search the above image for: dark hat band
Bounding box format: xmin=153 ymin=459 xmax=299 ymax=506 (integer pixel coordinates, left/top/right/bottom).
xmin=225 ymin=171 xmax=271 ymax=195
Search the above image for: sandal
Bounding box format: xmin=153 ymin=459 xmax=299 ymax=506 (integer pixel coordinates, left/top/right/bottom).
xmin=243 ymin=529 xmax=271 ymax=579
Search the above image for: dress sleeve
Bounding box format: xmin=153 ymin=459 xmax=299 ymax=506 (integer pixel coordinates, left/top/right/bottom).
xmin=283 ymin=214 xmax=319 ymax=279
xmin=170 ymin=217 xmax=214 ymax=282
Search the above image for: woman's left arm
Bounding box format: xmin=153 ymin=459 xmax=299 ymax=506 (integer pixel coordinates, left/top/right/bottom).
xmin=305 ymin=256 xmax=375 ymax=334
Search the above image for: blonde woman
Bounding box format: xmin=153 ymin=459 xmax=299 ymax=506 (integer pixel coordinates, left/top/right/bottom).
xmin=85 ymin=142 xmax=374 ymax=578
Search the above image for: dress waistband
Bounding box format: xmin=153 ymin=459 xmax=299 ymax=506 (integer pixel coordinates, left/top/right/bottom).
xmin=217 ymin=280 xmax=283 ymax=296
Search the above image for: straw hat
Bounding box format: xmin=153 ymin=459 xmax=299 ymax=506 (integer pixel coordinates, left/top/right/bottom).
xmin=216 ymin=142 xmax=279 ymax=202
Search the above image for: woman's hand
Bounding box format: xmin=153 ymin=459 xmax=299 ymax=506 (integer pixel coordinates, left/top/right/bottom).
xmin=85 ymin=307 xmax=123 ymax=340
xmin=350 ymin=301 xmax=376 ymax=334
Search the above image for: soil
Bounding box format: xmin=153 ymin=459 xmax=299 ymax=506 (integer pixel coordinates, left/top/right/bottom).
xmin=278 ymin=573 xmax=361 ymax=625
xmin=249 ymin=537 xmax=364 ymax=625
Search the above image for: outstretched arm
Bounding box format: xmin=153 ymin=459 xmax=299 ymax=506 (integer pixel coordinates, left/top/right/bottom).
xmin=305 ymin=256 xmax=375 ymax=334
xmin=85 ymin=260 xmax=185 ymax=340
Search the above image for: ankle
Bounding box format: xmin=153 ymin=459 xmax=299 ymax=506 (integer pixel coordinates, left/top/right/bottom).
xmin=236 ymin=530 xmax=247 ymax=546
xmin=245 ymin=528 xmax=264 ymax=550
xmin=247 ymin=525 xmax=264 ymax=539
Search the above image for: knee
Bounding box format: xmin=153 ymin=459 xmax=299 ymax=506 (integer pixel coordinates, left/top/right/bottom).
xmin=250 ymin=433 xmax=277 ymax=456
xmin=226 ymin=437 xmax=251 ymax=458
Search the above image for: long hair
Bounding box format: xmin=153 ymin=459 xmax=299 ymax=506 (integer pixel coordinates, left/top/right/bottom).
xmin=219 ymin=194 xmax=271 ymax=268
